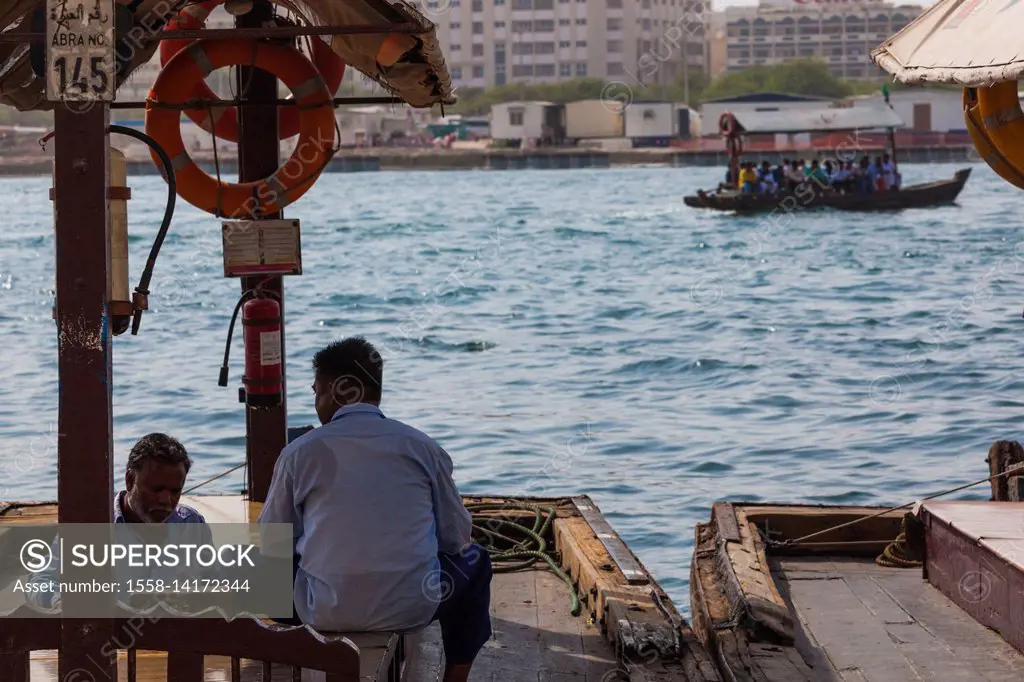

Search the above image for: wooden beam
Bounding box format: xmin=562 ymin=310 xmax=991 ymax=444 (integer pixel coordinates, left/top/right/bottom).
xmin=53 ymin=100 xmax=117 ymax=679
xmin=238 ymin=0 xmax=286 ymax=503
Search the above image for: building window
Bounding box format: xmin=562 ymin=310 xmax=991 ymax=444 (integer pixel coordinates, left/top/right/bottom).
xmin=513 ymin=64 xmax=534 ymax=76
xmin=473 ymin=44 xmax=484 ymax=56
xmin=450 ymin=21 xmax=460 ymax=29
xmin=575 ymin=40 xmax=587 ymax=47
xmin=534 ymin=19 xmax=554 ymax=31
xmin=451 ymin=66 xmax=463 ymax=79
xmin=473 ymin=22 xmax=483 ymax=33
xmin=496 ymin=72 xmax=506 ymax=85
xmin=513 ymin=0 xmax=531 ymax=8
xmin=512 ymin=20 xmax=532 ymax=31
xmin=472 ymin=0 xmax=483 ymax=9
xmin=512 ymin=43 xmax=534 ymax=55
xmin=450 ymin=44 xmax=461 ymax=51
xmin=494 ymin=20 xmax=505 ymax=27
xmin=575 ymin=62 xmax=587 ymax=76
xmin=607 ymin=40 xmax=622 ymax=52
xmin=559 ymin=18 xmax=570 ymax=25
xmin=558 ymin=40 xmax=571 ymax=47
xmin=575 ymin=18 xmax=587 ymax=25
xmin=473 ymin=65 xmax=485 ymax=78
xmin=607 ymin=18 xmax=621 ymax=30
xmin=536 ymin=64 xmax=555 ymax=75
xmin=607 ymin=62 xmax=624 ymax=75
xmin=509 ymin=108 xmax=524 ymax=126
xmin=607 ymin=0 xmax=622 ymax=6
xmin=559 ymin=62 xmax=572 ymax=76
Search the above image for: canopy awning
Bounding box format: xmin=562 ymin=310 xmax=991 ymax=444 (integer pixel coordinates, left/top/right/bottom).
xmin=728 ymin=106 xmax=905 ymax=134
xmin=0 ymin=0 xmax=454 ymax=112
xmin=871 ymin=0 xmax=1024 ymax=87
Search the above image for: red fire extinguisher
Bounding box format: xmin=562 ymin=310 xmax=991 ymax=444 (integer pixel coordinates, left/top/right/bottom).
xmin=220 ymin=292 xmax=282 ymax=407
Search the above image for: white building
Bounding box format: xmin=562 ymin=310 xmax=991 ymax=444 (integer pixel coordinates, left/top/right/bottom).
xmin=417 ymin=0 xmax=709 ymax=90
xmin=715 ymin=0 xmax=924 ymax=80
xmin=699 ymin=92 xmax=830 ymax=136
xmin=847 ymin=88 xmax=965 ymax=132
xmin=490 ymin=101 xmax=564 ymax=142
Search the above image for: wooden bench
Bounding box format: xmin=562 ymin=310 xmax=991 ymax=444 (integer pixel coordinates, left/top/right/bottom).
xmin=3 ymin=608 xmax=405 ymax=682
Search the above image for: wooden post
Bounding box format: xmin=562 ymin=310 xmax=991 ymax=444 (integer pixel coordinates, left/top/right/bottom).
xmin=53 ymin=101 xmax=117 ymax=680
xmin=238 ymin=0 xmax=286 ymax=502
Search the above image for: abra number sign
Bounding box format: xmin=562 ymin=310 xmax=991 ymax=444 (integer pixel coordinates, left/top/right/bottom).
xmin=45 ymin=0 xmax=115 ymax=102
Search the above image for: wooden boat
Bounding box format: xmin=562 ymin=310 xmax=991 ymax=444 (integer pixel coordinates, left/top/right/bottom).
xmin=689 ymin=441 xmax=1024 ymax=681
xmin=686 ymin=103 xmax=971 ymax=214
xmin=683 ymin=168 xmax=971 ymax=213
xmin=3 ymin=494 xmax=721 ymax=681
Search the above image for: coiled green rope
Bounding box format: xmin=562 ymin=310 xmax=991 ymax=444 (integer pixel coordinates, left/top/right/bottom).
xmin=467 ymin=502 xmax=581 ymax=617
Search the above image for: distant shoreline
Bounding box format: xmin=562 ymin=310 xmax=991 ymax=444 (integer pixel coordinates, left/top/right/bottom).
xmin=0 ymin=145 xmax=976 ymax=176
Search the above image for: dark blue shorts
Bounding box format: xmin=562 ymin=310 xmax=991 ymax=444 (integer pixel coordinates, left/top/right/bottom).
xmin=430 ymin=543 xmax=494 ymax=665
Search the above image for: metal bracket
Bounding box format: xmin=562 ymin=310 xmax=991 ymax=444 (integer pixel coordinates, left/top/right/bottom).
xmin=572 ymin=496 xmax=649 ymax=585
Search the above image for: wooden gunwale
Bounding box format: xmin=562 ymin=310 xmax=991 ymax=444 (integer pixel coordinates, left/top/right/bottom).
xmin=2 ymin=493 xmax=718 ymax=681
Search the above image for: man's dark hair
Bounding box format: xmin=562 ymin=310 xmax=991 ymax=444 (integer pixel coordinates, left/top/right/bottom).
xmin=127 ymin=433 xmax=192 ymax=474
xmin=313 ymin=337 xmax=383 ymax=402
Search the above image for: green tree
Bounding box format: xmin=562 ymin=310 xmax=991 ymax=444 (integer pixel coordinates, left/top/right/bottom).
xmin=699 ymin=59 xmax=855 ymax=101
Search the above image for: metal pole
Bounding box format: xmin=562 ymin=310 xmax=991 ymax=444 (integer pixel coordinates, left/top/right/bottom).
xmin=53 ymin=101 xmax=117 ymax=680
xmin=237 ymin=0 xmax=287 ymax=503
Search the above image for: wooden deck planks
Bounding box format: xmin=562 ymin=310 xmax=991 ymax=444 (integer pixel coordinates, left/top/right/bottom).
xmin=775 ymin=557 xmax=1024 ymax=681
xmin=403 ymin=568 xmax=619 ymax=682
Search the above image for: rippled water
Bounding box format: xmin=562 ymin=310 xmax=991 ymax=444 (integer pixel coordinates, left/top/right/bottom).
xmin=2 ymin=162 xmax=1021 ymax=615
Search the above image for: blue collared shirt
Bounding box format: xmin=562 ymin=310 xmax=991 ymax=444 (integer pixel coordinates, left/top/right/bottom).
xmin=258 ymin=403 xmax=473 ymax=632
xmin=113 ymin=490 xmax=206 ymax=524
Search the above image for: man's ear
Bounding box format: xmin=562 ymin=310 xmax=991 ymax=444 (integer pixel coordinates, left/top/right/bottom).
xmin=125 ymin=468 xmax=134 ymax=491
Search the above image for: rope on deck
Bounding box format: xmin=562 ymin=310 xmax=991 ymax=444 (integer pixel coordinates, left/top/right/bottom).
xmin=467 ymin=502 xmax=582 ymax=617
xmin=875 ymin=513 xmax=924 ymax=568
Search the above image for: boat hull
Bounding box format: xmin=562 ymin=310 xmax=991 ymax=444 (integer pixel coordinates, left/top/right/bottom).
xmin=684 ymin=168 xmax=972 ymax=213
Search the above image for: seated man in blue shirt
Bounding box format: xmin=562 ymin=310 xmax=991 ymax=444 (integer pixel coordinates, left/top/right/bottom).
xmin=27 ymin=433 xmax=208 ymax=610
xmin=259 ymin=337 xmax=492 ymax=682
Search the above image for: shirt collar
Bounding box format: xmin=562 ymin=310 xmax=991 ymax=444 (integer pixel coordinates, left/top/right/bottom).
xmin=330 ymin=402 xmax=385 ymax=422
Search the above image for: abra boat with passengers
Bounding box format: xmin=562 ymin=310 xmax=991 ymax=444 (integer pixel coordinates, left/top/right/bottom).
xmin=0 ymin=0 xmax=717 ymax=680
xmin=683 ymin=103 xmax=971 ymax=213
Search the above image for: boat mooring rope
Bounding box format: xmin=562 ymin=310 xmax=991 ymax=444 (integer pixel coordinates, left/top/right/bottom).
xmin=183 ymin=469 xmax=581 ymax=615
xmin=773 ymin=467 xmax=1018 ymax=553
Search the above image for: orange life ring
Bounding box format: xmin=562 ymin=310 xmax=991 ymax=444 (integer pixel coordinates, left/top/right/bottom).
xmin=719 ymin=112 xmax=737 ymax=137
xmin=146 ymin=39 xmax=337 ymax=218
xmin=160 ymin=0 xmax=346 ymax=142
xmin=964 ymin=86 xmax=1024 ymax=190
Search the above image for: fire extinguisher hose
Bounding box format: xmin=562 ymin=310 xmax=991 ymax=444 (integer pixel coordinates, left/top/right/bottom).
xmin=108 ymin=125 xmax=177 ymax=335
xmin=219 ymin=290 xmax=252 ymax=387
xmin=219 ymin=280 xmax=280 ymax=388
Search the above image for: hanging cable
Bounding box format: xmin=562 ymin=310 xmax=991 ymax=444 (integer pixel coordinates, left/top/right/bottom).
xmin=108 ymin=125 xmax=177 ymax=335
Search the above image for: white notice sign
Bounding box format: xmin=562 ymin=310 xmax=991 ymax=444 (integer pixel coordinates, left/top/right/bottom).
xmin=45 ymin=0 xmax=116 ymax=102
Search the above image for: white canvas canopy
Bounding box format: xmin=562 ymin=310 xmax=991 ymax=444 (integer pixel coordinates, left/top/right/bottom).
xmin=871 ymin=0 xmax=1024 ymax=86
xmin=729 ymin=106 xmax=905 ymax=134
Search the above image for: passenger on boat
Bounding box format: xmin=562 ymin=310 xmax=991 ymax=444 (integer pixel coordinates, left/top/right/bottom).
xmin=258 ymin=337 xmax=492 ymax=682
xmin=872 ymin=156 xmax=888 ymax=191
xmin=859 ymin=157 xmax=876 ymax=193
xmin=785 ymin=160 xmax=804 ymax=191
xmin=773 ymin=159 xmax=789 ymax=188
xmin=883 ymin=153 xmax=901 ymax=190
xmin=25 ymin=434 xmax=209 ymax=609
xmin=758 ymin=160 xmax=777 ymax=193
xmin=739 ymin=162 xmax=759 ymax=193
